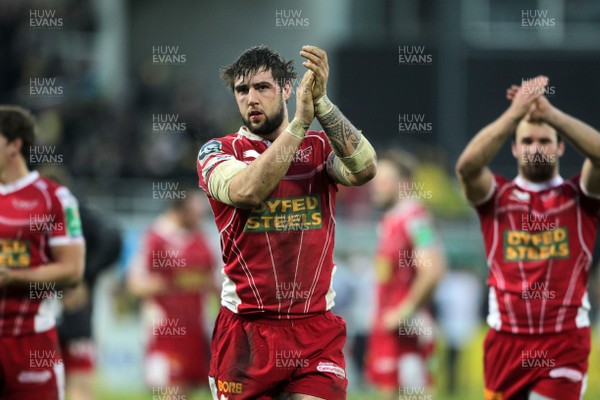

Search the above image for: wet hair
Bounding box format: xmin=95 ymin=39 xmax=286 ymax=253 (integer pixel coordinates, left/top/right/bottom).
xmin=0 ymin=105 xmax=35 ymax=158
xmin=220 ymin=45 xmax=297 ymax=91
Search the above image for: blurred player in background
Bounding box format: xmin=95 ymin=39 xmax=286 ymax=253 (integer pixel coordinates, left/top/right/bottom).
xmin=127 ymin=190 xmax=216 ymax=397
xmin=197 ymin=45 xmax=376 ymax=399
xmin=0 ymin=105 xmax=85 ymax=399
xmin=365 ymin=150 xmax=446 ymax=400
xmin=41 ymin=166 xmax=123 ymax=400
xmin=456 ymin=76 xmax=600 ymax=399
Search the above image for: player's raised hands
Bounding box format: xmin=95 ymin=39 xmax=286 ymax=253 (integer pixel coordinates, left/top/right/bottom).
xmin=300 ymin=45 xmax=329 ymax=101
xmin=295 ymin=70 xmax=315 ymax=125
xmin=507 ymin=75 xmax=549 ymax=119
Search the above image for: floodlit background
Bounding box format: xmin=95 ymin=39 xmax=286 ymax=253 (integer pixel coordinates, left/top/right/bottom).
xmin=2 ymin=0 xmax=600 ymax=398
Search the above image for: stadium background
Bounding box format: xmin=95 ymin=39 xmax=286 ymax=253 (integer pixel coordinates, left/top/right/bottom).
xmin=2 ymin=0 xmax=600 ymax=398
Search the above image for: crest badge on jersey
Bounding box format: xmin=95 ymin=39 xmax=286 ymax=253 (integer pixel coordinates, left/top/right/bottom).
xmin=198 ymin=140 xmax=223 ymax=164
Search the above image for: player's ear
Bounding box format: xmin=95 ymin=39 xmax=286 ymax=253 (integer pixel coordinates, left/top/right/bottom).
xmin=557 ymin=140 xmax=565 ymax=158
xmin=511 ymin=141 xmax=519 ymax=159
xmin=8 ymin=137 xmax=23 ymax=158
xmin=282 ymin=80 xmax=292 ymax=102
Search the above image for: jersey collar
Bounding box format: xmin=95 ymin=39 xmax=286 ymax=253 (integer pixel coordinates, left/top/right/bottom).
xmin=514 ymin=174 xmax=564 ymax=192
xmin=0 ymin=171 xmax=39 ymax=196
xmin=238 ymin=126 xmax=271 ymax=143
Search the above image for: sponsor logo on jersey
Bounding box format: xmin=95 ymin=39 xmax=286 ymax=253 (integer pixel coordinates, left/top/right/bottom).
xmin=12 ymin=199 xmax=39 ymax=210
xmin=293 ymin=146 xmax=312 ymax=163
xmin=17 ymin=370 xmax=52 ymax=383
xmin=503 ymin=227 xmax=569 ymax=262
xmin=316 ymin=361 xmax=345 ymax=379
xmin=0 ymin=239 xmax=30 ymax=268
xmin=217 ymin=379 xmax=242 ymax=394
xmin=244 ymin=195 xmax=322 ymax=232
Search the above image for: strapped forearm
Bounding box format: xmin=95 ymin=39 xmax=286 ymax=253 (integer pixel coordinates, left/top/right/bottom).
xmin=315 ymin=95 xmax=375 ymax=175
xmin=208 ymin=118 xmax=308 ymax=207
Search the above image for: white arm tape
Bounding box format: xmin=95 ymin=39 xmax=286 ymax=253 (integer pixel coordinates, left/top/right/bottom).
xmin=339 ymin=135 xmax=376 ymax=174
xmin=207 ymin=159 xmax=247 ymax=205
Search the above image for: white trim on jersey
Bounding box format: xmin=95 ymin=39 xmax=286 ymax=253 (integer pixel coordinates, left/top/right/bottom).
xmin=264 ymin=232 xmax=282 ymax=315
xmin=48 ymin=236 xmax=84 ymax=247
xmin=13 ymin=298 xmax=30 ymax=335
xmin=0 ymin=215 xmax=30 ymax=225
xmin=538 ymin=255 xmax=555 ymax=334
xmin=507 ymin=212 xmax=534 ymax=334
xmin=514 ymin=175 xmax=564 ymax=192
xmin=486 ymin=287 xmax=501 ymax=330
xmin=576 ymin=291 xmax=591 ymax=328
xmin=229 ymin=240 xmax=265 ymax=310
xmin=221 ymin=268 xmax=242 ymax=313
xmin=286 ymin=215 xmax=308 ymax=316
xmin=580 ymin=373 xmax=588 ymax=399
xmin=34 ymin=297 xmax=58 ymax=333
xmin=555 ymin=252 xmax=587 ymax=331
xmin=0 ymin=171 xmax=39 ymax=195
xmin=325 ymin=265 xmax=337 ymax=311
xmin=304 ymin=214 xmax=335 ymax=313
xmin=238 ymin=126 xmax=271 ymax=142
xmin=33 ymin=179 xmax=53 ymax=209
xmin=55 ymin=360 xmax=66 ymax=400
xmin=208 ymin=376 xmax=218 ymax=400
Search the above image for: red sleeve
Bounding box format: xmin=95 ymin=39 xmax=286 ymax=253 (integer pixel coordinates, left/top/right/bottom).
xmin=475 ymin=174 xmax=509 ymax=217
xmin=308 ymin=130 xmax=337 ymax=185
xmin=314 ymin=130 xmax=333 ymax=164
xmin=196 ymin=137 xmax=238 ymax=195
xmin=47 ymin=185 xmax=84 ymax=247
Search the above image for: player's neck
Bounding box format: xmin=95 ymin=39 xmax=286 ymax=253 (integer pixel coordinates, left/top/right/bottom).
xmin=0 ymin=158 xmax=29 ymax=185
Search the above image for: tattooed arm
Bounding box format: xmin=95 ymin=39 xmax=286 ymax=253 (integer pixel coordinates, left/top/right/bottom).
xmin=300 ymin=45 xmax=377 ymax=186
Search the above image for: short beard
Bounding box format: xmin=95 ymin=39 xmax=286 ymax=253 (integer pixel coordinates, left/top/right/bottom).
xmin=242 ymin=95 xmax=285 ymax=136
xmin=521 ymin=162 xmax=555 ymax=183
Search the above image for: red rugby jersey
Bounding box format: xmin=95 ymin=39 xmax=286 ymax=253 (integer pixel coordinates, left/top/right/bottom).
xmin=475 ymin=174 xmax=599 ymax=334
xmin=373 ymin=200 xmax=439 ymax=330
xmin=0 ymin=171 xmax=83 ymax=336
xmin=129 ymin=216 xmax=215 ymax=341
xmin=197 ymin=126 xmax=338 ymax=319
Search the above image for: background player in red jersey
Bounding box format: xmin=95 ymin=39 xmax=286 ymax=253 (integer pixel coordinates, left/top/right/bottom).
xmin=0 ymin=105 xmax=85 ymax=400
xmin=456 ymin=76 xmax=600 ymax=400
xmin=365 ymin=151 xmax=446 ymax=400
xmin=127 ymin=191 xmax=216 ymax=397
xmin=197 ymin=45 xmax=376 ymax=399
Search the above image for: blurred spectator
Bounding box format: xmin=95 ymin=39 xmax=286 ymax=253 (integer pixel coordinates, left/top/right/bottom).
xmin=127 ymin=191 xmax=217 ymax=396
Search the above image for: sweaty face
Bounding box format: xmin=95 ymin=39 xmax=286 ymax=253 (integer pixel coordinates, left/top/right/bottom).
xmin=512 ymin=121 xmax=563 ymax=183
xmin=371 ymin=160 xmax=400 ymax=210
xmin=233 ymin=69 xmax=288 ymax=136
